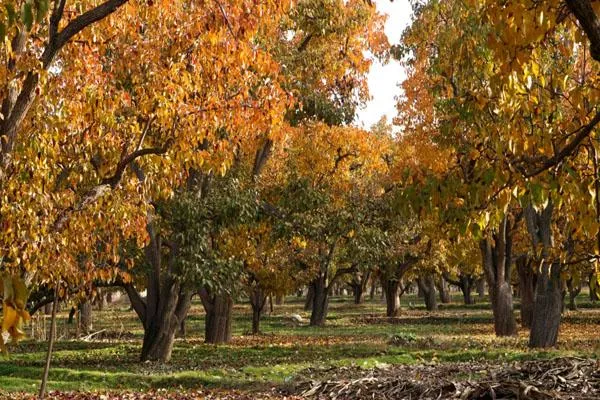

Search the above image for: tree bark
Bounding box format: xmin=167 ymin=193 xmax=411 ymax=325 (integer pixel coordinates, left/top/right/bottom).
xmin=529 ymin=262 xmax=562 ymax=348
xmin=304 ymin=285 xmax=314 ymax=311
xmin=526 ymin=202 xmax=562 ymax=348
xmin=480 ymin=215 xmax=518 ymax=336
xmin=516 ymin=255 xmax=536 ymax=328
xmin=417 ymin=275 xmax=438 ymax=311
xmin=309 ymin=274 xmax=329 ymax=326
xmin=382 ymin=278 xmax=400 ymax=317
xmin=567 ymin=278 xmax=581 ymax=311
xmin=249 ymin=285 xmax=267 ymax=335
xmin=589 ymin=274 xmax=599 ymax=301
xmin=435 ymin=276 xmax=451 ymax=304
xmin=200 ymin=290 xmax=233 ymax=344
xmin=275 ymin=294 xmax=284 ymax=305
xmin=78 ymin=301 xmax=93 ymax=335
xmin=476 ymin=277 xmax=485 ymax=299
xmin=444 ymin=272 xmax=474 ymax=305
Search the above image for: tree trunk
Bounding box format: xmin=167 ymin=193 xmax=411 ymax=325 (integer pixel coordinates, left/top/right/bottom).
xmin=476 ymin=277 xmax=485 ymax=299
xmin=275 ymin=294 xmax=284 ymax=305
xmin=369 ymin=279 xmax=377 ymax=300
xmin=304 ymin=285 xmax=314 ymax=311
xmin=525 ymin=202 xmax=562 ymax=348
xmin=417 ymin=275 xmax=438 ymax=311
xmin=125 ymin=228 xmax=193 ymax=363
xmin=249 ymin=286 xmax=267 ymax=335
xmin=351 ymin=283 xmax=364 ymax=304
xmin=516 ymin=255 xmax=535 ymax=328
xmin=480 ymin=216 xmax=518 ymax=337
xmin=435 ymin=277 xmax=451 ymax=304
xmin=382 ymin=279 xmax=400 ymax=317
xmin=309 ymin=274 xmax=329 ymax=326
xmin=202 ymin=293 xmax=233 ymax=344
xmin=567 ymin=278 xmax=581 ymax=311
xmin=44 ymin=302 xmax=53 ymax=315
xmin=459 ymin=275 xmax=474 ymax=305
xmin=78 ymin=301 xmax=92 ymax=335
xmin=589 ymin=274 xmax=599 ymax=301
xmin=529 ymin=262 xmax=562 ymax=348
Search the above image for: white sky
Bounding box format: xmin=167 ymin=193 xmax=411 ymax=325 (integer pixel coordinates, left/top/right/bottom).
xmin=355 ymin=0 xmax=413 ymax=129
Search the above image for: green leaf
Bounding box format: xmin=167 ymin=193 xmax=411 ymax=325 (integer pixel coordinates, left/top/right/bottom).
xmin=35 ymin=0 xmax=49 ymax=23
xmin=5 ymin=4 xmax=16 ymax=26
xmin=21 ymin=3 xmax=33 ymax=31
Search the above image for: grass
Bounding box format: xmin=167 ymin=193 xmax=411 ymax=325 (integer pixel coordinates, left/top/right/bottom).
xmin=1 ymin=292 xmax=600 ymax=394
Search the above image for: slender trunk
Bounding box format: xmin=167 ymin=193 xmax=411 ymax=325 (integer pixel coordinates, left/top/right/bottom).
xmin=309 ymin=274 xmax=329 ymax=326
xmin=39 ymin=281 xmax=59 ymax=399
xmin=382 ymin=279 xmax=400 ymax=317
xmin=436 ymin=277 xmax=451 ymax=304
xmin=529 ymin=262 xmax=562 ymax=348
xmin=516 ymin=255 xmax=536 ymax=328
xmin=202 ymin=293 xmax=233 ymax=344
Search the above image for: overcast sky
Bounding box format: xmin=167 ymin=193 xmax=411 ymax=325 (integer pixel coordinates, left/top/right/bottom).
xmin=355 ymin=0 xmax=413 ymax=129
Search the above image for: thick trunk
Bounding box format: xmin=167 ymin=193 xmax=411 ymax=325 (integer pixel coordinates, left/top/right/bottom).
xmin=525 ymin=202 xmax=562 ymax=348
xmin=382 ymin=279 xmax=400 ymax=317
xmin=436 ymin=277 xmax=451 ymax=304
xmin=304 ymin=285 xmax=314 ymax=311
xmin=44 ymin=302 xmax=53 ymax=315
xmin=529 ymin=262 xmax=562 ymax=348
xmin=516 ymin=255 xmax=536 ymax=328
xmin=203 ymin=294 xmax=233 ymax=344
xmin=79 ymin=301 xmax=92 ymax=334
xmin=309 ymin=275 xmax=329 ymax=326
xmin=138 ymin=279 xmax=193 ymax=362
xmin=417 ymin=275 xmax=438 ymax=311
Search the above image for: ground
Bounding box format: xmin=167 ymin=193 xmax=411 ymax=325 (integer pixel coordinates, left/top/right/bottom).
xmin=1 ymin=292 xmax=600 ymax=399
